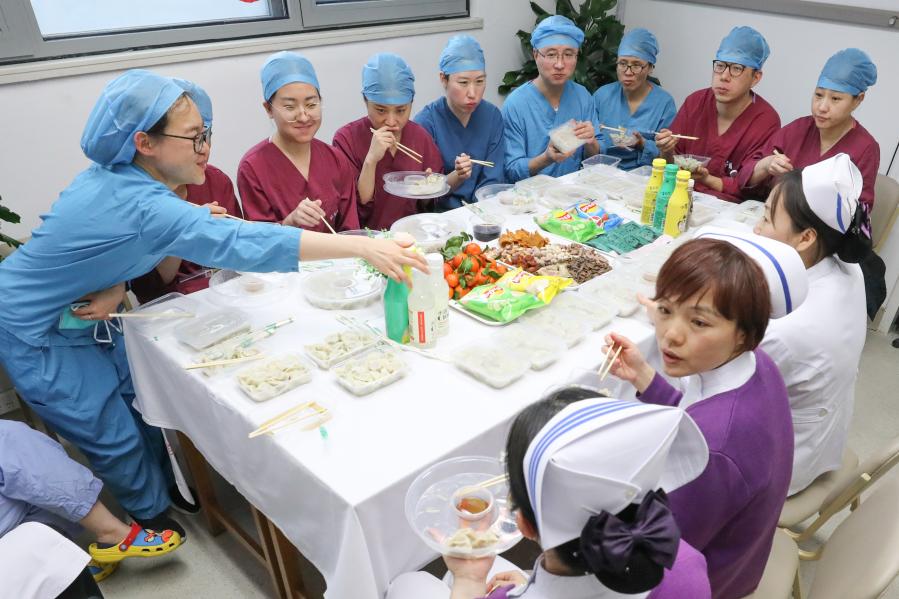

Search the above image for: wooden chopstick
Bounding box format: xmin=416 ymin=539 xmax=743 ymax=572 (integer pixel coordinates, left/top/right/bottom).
xmin=255 ymin=400 xmax=317 ymax=431
xmin=469 ymin=159 xmax=495 ymax=168
xmin=599 ymin=346 xmax=622 ymax=381
xmin=249 ymin=402 xmax=328 ymax=438
xmin=369 ymin=127 xmax=423 ymax=162
xmin=650 ymin=131 xmax=700 ymax=141
xmin=224 ymin=213 xmax=249 ymax=222
xmin=600 ymin=124 xmax=626 ymax=133
xmin=185 ymin=354 xmax=264 ymax=370
xmin=108 ymin=311 xmax=194 ymax=319
xmin=320 ymin=214 xmax=338 ymax=234
xmin=458 ymin=474 xmax=509 ymax=496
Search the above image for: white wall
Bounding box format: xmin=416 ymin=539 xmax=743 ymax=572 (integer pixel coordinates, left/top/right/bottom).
xmin=619 ymin=0 xmax=898 ymax=179
xmin=0 ymin=0 xmax=552 ymax=238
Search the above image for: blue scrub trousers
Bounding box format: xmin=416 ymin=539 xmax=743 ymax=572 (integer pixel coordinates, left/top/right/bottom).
xmin=0 ymin=327 xmax=172 ymax=520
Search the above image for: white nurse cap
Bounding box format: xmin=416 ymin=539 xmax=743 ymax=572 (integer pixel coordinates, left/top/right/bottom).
xmin=695 ymin=226 xmax=809 ymax=318
xmin=523 ymin=398 xmax=708 ymax=550
xmin=801 ymin=153 xmax=862 ymax=234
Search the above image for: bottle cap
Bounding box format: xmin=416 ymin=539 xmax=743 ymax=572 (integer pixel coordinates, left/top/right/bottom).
xmin=676 ymin=169 xmax=691 ymax=180
xmin=426 ymin=253 xmax=445 ymax=270
xmin=664 ymin=163 xmax=679 ymax=173
xmin=652 ymin=158 xmax=667 ymax=168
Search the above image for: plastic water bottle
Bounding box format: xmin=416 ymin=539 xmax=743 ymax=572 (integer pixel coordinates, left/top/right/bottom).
xmin=426 ymin=253 xmax=450 ymax=337
xmin=408 ymin=267 xmax=437 ymax=348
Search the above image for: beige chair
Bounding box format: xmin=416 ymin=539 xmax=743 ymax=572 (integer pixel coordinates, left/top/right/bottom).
xmin=779 ymin=446 xmax=859 ymax=531
xmin=748 ymin=477 xmax=899 ymax=599
xmin=781 ymin=436 xmax=899 ymax=552
xmin=872 ymin=174 xmax=899 ymax=251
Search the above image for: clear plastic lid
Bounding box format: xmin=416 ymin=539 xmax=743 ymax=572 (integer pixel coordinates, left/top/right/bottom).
xmin=333 ymin=346 xmax=407 ymax=396
xmin=302 ymin=266 xmax=385 ymax=310
xmin=520 ymin=307 xmax=588 ymax=348
xmin=581 ymin=153 xmax=623 ymax=170
xmin=452 ymin=341 xmax=530 ymax=388
xmin=175 ymin=309 xmax=251 ymax=350
xmin=542 ymin=184 xmax=607 ymax=210
xmin=304 ymin=329 xmax=379 ymax=369
xmin=514 ymin=174 xmax=557 ymax=196
xmin=390 ymin=213 xmax=464 ymax=253
xmin=405 ymin=456 xmax=521 ymax=559
xmin=498 ymin=324 xmax=567 ymax=370
xmin=383 ymin=171 xmax=449 ymax=200
xmin=551 ymin=294 xmax=618 ymax=331
xmin=548 ymin=120 xmax=587 ymax=154
xmin=208 ymin=270 xmax=293 ymax=308
xmin=235 ymin=353 xmax=313 ymax=402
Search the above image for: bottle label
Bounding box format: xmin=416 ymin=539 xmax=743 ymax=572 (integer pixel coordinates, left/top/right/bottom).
xmin=437 ymin=307 xmax=449 ymax=336
xmin=409 ymin=308 xmax=436 ymax=347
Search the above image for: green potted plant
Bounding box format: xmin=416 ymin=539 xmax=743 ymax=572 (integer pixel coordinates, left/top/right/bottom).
xmin=0 ymin=195 xmax=22 ymax=261
xmin=499 ymin=0 xmax=625 ymax=96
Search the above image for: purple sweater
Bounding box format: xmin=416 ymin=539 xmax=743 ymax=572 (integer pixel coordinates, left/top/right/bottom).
xmin=481 ymin=540 xmax=711 ymax=599
xmin=640 ymin=349 xmax=793 ymax=599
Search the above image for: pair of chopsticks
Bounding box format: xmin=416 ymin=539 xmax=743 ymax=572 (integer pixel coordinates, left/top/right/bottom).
xmin=469 ymin=159 xmax=494 ymax=168
xmin=650 ymin=130 xmax=700 ymax=141
xmin=369 ymin=127 xmax=422 ymax=164
xmin=458 ymin=474 xmax=509 ymax=495
xmin=460 ymin=198 xmax=489 ymax=219
xmin=600 ymin=124 xmax=626 ymax=133
xmin=185 ymin=354 xmax=264 ymax=370
xmin=597 ymin=345 xmax=622 ymax=381
xmin=109 ymin=310 xmax=195 ymax=319
xmin=248 ymin=401 xmax=331 ymax=438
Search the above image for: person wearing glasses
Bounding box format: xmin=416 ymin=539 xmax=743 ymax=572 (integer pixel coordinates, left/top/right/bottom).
xmin=501 ymin=15 xmax=600 ymax=182
xmin=334 ymin=53 xmax=444 ymax=230
xmin=414 ymin=35 xmax=506 ymax=211
xmin=0 ymin=69 xmax=427 ymax=542
xmin=130 ymin=80 xmax=243 ymax=303
xmin=655 ymin=26 xmax=780 ymax=202
xmin=238 ymin=51 xmax=360 ymax=233
xmin=743 ymin=49 xmax=879 ymax=236
xmin=593 ymin=28 xmax=676 ymax=171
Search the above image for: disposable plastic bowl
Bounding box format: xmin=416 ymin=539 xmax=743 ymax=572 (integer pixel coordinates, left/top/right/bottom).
xmin=405 ymin=456 xmax=522 ymax=558
xmin=383 ymin=171 xmax=449 ymax=200
xmin=474 ymin=183 xmax=515 ymax=204
xmin=673 ymin=154 xmax=711 ymax=173
xmin=302 ymin=267 xmax=385 ymax=310
xmin=390 ymin=213 xmax=465 ymax=253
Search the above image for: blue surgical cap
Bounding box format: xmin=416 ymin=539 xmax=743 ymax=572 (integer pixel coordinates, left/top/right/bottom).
xmin=618 ymin=28 xmax=659 ymax=65
xmin=716 ymin=26 xmax=770 ymax=70
xmin=362 ymin=53 xmax=415 ymax=105
xmin=173 ymin=79 xmax=212 ymax=127
xmin=261 ymin=51 xmax=320 ymax=102
xmin=531 ymin=15 xmax=584 ymax=50
xmin=439 ymin=34 xmax=486 ymax=75
xmin=81 ymin=69 xmax=186 ymax=167
xmin=817 ymin=48 xmax=877 ymax=96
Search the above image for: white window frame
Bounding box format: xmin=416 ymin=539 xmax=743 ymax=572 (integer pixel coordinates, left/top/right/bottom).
xmin=0 ymin=0 xmax=469 ymax=64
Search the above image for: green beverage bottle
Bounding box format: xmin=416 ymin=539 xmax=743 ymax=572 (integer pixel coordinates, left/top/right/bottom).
xmin=652 ymin=164 xmax=680 ymax=232
xmin=640 ymin=158 xmax=667 ymax=225
xmin=384 ymin=265 xmax=411 ymax=343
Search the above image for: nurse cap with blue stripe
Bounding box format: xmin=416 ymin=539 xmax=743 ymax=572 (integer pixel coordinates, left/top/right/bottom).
xmin=523 ymin=398 xmax=708 ymax=550
xmin=695 ymin=226 xmax=809 ymax=318
xmin=801 ymin=153 xmax=862 ymax=234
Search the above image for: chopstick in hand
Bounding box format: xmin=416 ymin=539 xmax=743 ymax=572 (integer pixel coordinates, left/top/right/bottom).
xmin=469 ymin=159 xmax=494 ymax=168
xmin=320 ymin=214 xmax=337 ymax=234
xmin=369 ymin=127 xmax=423 ymax=163
xmin=598 ymin=345 xmax=622 ymax=381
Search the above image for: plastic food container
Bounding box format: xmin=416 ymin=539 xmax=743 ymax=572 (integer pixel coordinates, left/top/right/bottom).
xmin=175 ymin=309 xmax=251 ymax=350
xmin=520 ymin=308 xmax=588 ymax=348
xmin=673 ymin=154 xmax=711 ymax=173
xmin=498 ymin=324 xmax=567 ymax=370
xmin=551 ymin=294 xmax=618 ymax=331
xmin=405 ymin=456 xmax=521 ymax=559
xmin=542 ymin=184 xmax=606 ymax=210
xmin=302 ymin=266 xmax=385 ymax=310
xmin=475 ymin=184 xmax=536 ymax=214
xmin=304 ymin=330 xmax=379 ymax=369
xmin=334 ymin=346 xmax=407 ymax=396
xmin=578 ymin=277 xmax=640 ymax=317
xmin=383 ymin=171 xmax=449 ymax=199
xmin=208 ymin=270 xmax=293 ymax=308
xmin=630 ymin=165 xmax=653 ymax=180
xmin=514 ymin=174 xmax=557 ymax=199
xmin=581 ymin=154 xmax=623 ymax=170
xmin=236 ymin=354 xmax=313 ymax=402
xmin=474 ymin=183 xmax=514 ymax=203
xmin=126 ymin=292 xmax=201 ymax=336
xmin=609 ymin=131 xmax=638 ymax=148
xmin=452 ymin=342 xmax=530 ymax=388
xmin=689 ymin=203 xmax=717 ymax=226
xmin=390 ymin=213 xmax=464 ymax=253
xmin=549 ymin=120 xmax=588 ymax=154
xmin=470 ymin=213 xmax=506 ymax=243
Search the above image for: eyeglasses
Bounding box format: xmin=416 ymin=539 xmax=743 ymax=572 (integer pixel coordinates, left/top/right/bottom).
xmin=157 ymin=126 xmax=212 ymax=153
xmin=712 ymin=60 xmax=748 ymax=78
xmin=273 ymin=100 xmax=322 ymax=123
xmin=617 ymin=61 xmax=649 ymax=74
xmin=536 ymin=49 xmax=579 ymax=63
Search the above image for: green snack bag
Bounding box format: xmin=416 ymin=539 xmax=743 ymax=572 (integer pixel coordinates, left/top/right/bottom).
xmin=535 ymin=209 xmax=602 ymax=243
xmin=459 ymin=284 xmax=545 ymax=322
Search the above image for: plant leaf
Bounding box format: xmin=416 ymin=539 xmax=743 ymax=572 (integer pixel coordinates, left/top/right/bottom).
xmin=0 ymin=204 xmax=21 ymax=224
xmin=529 ymin=1 xmax=549 ymax=18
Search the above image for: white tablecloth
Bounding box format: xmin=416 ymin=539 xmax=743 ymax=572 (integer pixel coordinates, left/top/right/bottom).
xmin=126 ymin=172 xmax=740 ymax=599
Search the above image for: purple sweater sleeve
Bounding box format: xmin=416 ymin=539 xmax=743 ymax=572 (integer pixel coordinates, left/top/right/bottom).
xmin=638 ymin=373 xmax=684 ymax=407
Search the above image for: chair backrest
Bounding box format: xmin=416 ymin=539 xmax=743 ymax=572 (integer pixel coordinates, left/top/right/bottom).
xmin=823 ymin=435 xmax=899 ymax=506
xmin=872 ymin=174 xmax=899 ymax=250
xmin=809 ymin=477 xmax=899 ymax=599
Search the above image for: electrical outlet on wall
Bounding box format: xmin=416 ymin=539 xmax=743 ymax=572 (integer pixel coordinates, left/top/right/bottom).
xmin=0 ymin=389 xmax=19 ymax=416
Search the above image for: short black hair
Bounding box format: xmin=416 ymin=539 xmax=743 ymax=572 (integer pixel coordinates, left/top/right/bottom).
xmin=146 ymin=92 xmax=189 ymax=136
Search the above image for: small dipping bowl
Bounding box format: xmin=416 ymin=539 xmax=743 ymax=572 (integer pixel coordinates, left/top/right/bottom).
xmin=470 ymin=213 xmax=506 ymax=243
xmin=451 ymin=486 xmax=495 ymax=525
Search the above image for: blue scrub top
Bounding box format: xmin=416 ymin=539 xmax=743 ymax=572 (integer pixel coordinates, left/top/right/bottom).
xmin=593 ymin=82 xmax=676 ymax=170
xmin=414 ymin=97 xmax=506 ymax=210
xmin=501 ymin=80 xmax=599 ymax=182
xmin=0 ymin=163 xmax=301 ymax=347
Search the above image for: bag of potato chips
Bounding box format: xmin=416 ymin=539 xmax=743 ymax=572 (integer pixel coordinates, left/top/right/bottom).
xmin=459 ymin=284 xmax=545 ymax=322
xmin=496 ymin=268 xmax=573 ymax=304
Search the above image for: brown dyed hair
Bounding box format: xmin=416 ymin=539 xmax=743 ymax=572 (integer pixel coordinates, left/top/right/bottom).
xmin=654 ymin=238 xmax=771 ymax=350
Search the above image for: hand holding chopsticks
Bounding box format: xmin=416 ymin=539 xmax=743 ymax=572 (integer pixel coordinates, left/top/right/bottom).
xmin=597 ymin=344 xmax=622 ymax=381
xmin=369 ymin=127 xmax=422 ymax=164
xmin=600 ymin=124 xmax=626 ymax=134
xmin=469 ymin=159 xmax=494 ymax=168
xmin=650 ymin=130 xmax=700 ymax=141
